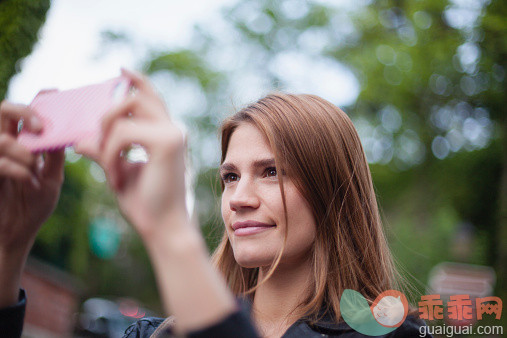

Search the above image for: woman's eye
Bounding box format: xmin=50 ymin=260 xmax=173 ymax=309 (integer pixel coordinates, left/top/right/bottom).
xmin=222 ymin=173 xmax=238 ymax=183
xmin=265 ymin=167 xmax=277 ymax=178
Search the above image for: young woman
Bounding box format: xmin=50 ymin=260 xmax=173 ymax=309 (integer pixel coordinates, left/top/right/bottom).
xmin=0 ymin=70 xmax=427 ymax=337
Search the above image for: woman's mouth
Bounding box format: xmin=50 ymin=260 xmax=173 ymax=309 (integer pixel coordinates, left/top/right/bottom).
xmin=232 ymin=220 xmax=276 ymax=236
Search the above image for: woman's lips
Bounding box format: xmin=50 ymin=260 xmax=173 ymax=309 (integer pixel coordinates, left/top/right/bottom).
xmin=232 ymin=221 xmax=276 ymax=236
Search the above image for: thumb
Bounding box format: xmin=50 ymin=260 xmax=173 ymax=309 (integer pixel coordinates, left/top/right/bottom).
xmin=74 ymin=137 xmax=100 ymax=162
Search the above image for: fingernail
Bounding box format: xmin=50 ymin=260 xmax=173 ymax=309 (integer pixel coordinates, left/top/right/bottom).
xmin=37 ymin=155 xmax=44 ymax=172
xmin=30 ymin=116 xmax=42 ymax=131
xmin=73 ymin=144 xmax=82 ymax=155
xmin=31 ymin=175 xmax=41 ymax=189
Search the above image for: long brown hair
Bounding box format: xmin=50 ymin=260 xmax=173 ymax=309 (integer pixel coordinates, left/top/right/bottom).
xmin=211 ymin=93 xmax=401 ymax=323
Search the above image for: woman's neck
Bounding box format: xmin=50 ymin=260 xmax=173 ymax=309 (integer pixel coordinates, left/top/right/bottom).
xmin=251 ymin=256 xmax=313 ymax=337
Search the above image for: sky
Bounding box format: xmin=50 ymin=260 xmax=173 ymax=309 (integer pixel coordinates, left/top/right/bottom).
xmin=7 ymin=0 xmax=236 ymax=103
xmin=7 ymin=0 xmax=359 ymax=109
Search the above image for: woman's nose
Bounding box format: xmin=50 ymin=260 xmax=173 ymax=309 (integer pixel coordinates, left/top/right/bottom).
xmin=229 ymin=178 xmax=260 ymax=211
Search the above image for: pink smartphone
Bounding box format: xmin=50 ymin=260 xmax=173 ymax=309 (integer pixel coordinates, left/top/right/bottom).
xmin=18 ymin=76 xmax=131 ymax=152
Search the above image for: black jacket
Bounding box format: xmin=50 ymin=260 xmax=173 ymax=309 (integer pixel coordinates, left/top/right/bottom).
xmin=124 ymin=313 xmax=428 ymax=337
xmin=124 ymin=298 xmax=429 ymax=338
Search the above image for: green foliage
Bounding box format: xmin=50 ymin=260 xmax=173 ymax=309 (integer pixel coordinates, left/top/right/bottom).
xmin=478 ymin=0 xmax=507 ymax=122
xmin=0 ymin=0 xmax=50 ymax=100
xmin=378 ymin=138 xmax=501 ymax=296
xmin=32 ymin=160 xmax=92 ymax=275
xmin=147 ymin=50 xmax=223 ymax=91
xmin=194 ymin=167 xmax=223 ymax=252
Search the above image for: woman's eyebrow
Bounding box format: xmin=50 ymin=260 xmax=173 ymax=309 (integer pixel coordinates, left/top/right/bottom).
xmin=219 ymin=162 xmax=236 ymax=174
xmin=252 ymin=158 xmax=276 ymax=168
xmin=219 ymin=158 xmax=275 ymax=174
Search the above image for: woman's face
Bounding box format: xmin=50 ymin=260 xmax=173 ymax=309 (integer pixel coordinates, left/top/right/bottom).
xmin=220 ymin=123 xmax=316 ymax=268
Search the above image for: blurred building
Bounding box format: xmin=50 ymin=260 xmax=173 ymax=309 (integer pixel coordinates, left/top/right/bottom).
xmin=20 ymin=256 xmax=82 ymax=338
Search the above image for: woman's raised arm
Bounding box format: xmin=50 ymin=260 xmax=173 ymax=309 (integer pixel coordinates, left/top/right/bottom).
xmin=75 ymin=69 xmax=239 ymax=335
xmin=0 ymin=101 xmax=65 ymax=308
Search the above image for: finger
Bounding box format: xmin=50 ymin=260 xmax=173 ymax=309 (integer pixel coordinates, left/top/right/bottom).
xmin=101 ymin=121 xmax=140 ymax=190
xmin=101 ymin=120 xmax=183 ymax=190
xmin=100 ymin=96 xmax=167 ymax=148
xmin=0 ymin=101 xmax=43 ymax=136
xmin=101 ymin=97 xmax=138 ymax=142
xmin=0 ymin=157 xmax=38 ymax=185
xmin=41 ymin=149 xmax=65 ymax=182
xmin=74 ymin=137 xmax=101 ymax=162
xmin=121 ymin=68 xmax=157 ymax=97
xmin=0 ymin=134 xmax=37 ymax=170
xmin=117 ymin=161 xmax=144 ymax=192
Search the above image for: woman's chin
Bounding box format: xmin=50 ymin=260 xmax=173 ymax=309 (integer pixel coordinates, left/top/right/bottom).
xmin=233 ymin=252 xmax=273 ymax=269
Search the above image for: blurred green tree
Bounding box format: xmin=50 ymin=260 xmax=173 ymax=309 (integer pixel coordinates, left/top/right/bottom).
xmin=0 ymin=0 xmax=50 ymax=100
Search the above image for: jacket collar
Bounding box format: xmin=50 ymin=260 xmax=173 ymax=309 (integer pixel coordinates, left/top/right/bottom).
xmin=237 ymin=296 xmax=353 ymax=336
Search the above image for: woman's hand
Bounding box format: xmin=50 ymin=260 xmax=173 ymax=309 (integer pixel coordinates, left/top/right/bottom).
xmin=0 ymin=101 xmax=65 ymax=307
xmin=75 ymin=69 xmax=188 ymax=241
xmin=0 ymin=101 xmax=65 ymax=252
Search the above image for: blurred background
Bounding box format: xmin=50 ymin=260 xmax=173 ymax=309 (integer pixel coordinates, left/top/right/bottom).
xmin=1 ymin=0 xmax=505 ymax=336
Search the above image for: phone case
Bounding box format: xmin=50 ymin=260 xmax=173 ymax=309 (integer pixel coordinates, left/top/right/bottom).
xmin=17 ymin=76 xmax=131 ymax=152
